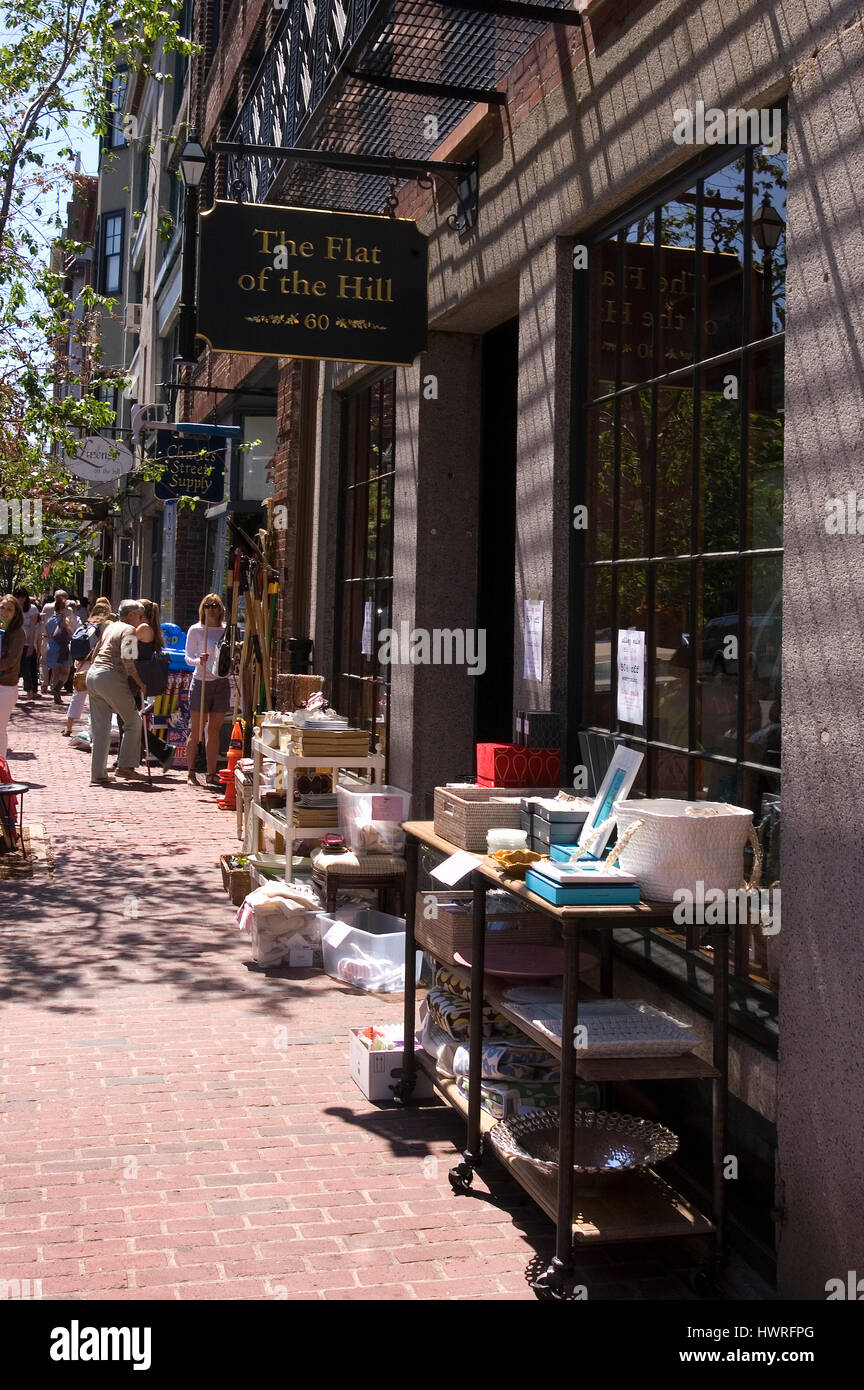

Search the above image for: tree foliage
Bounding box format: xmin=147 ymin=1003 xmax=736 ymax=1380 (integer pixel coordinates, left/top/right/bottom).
xmin=0 ymin=0 xmax=195 ymax=591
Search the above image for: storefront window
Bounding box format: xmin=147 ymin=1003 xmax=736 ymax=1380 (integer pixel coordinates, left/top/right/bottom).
xmin=576 ymin=130 xmax=786 ymax=822
xmin=334 ymin=372 xmax=396 ymax=754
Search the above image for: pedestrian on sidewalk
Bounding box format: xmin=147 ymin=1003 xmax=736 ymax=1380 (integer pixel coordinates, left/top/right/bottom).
xmin=184 ymin=593 xmax=228 ymax=788
xmin=0 ymin=595 xmax=25 ymax=759
xmin=85 ymin=600 xmax=149 ymax=785
xmin=63 ymin=598 xmax=114 ymax=737
xmin=12 ymin=587 xmax=39 ymax=699
xmin=44 ymin=595 xmax=75 ymax=704
xmin=132 ymin=599 xmax=174 ymax=771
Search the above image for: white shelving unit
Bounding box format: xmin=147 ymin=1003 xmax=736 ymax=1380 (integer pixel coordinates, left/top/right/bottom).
xmin=249 ymin=736 xmax=385 ymax=885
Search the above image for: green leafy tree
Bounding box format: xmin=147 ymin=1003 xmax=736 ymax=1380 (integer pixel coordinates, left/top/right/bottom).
xmin=0 ymin=0 xmax=195 ymax=589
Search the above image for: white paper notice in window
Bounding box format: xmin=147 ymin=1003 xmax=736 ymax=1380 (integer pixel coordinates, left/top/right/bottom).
xmin=523 ymin=600 xmax=544 ymax=682
xmin=617 ymin=629 xmax=645 ymax=726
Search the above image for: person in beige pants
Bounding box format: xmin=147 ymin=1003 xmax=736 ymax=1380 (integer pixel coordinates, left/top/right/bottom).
xmin=85 ymin=601 xmax=148 ymax=785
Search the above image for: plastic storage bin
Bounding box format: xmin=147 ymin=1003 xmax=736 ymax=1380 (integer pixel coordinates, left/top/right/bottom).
xmin=320 ymin=908 xmax=423 ymax=992
xmin=336 ymin=784 xmax=411 ymax=855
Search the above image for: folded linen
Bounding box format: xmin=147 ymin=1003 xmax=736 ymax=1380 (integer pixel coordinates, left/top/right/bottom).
xmin=452 ymin=1041 xmax=560 ymax=1083
xmin=425 ymin=986 xmax=520 ymax=1041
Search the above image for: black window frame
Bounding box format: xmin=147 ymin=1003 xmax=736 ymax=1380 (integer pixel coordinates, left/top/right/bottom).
xmin=570 ymin=126 xmax=786 ymax=1007
xmin=101 ymin=210 xmax=125 ymax=295
xmin=106 ymin=69 xmax=128 ymax=149
xmin=332 ymin=369 xmax=397 ymax=766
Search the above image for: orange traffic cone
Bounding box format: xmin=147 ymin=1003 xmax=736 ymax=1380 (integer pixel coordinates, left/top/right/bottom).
xmin=217 ymin=720 xmax=244 ymax=811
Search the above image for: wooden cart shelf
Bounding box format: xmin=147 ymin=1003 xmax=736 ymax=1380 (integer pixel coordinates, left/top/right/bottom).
xmin=401 ymin=818 xmax=728 ymax=1291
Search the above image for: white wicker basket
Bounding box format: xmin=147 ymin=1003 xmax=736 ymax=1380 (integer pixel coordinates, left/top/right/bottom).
xmin=609 ymin=798 xmax=755 ymax=903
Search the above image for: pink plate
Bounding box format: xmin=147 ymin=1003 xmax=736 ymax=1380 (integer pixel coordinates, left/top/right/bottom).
xmin=453 ymin=944 xmax=595 ymax=979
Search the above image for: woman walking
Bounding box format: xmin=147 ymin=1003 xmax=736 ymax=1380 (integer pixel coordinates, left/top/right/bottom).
xmin=44 ymin=595 xmax=75 ymax=705
xmin=0 ymin=595 xmax=25 ymax=759
xmin=184 ymin=593 xmax=228 ymax=787
xmin=12 ymin=587 xmax=39 ymax=699
xmin=63 ymin=598 xmax=113 ymax=737
xmin=126 ymin=599 xmax=174 ymax=771
xmin=85 ymin=600 xmax=149 ymax=785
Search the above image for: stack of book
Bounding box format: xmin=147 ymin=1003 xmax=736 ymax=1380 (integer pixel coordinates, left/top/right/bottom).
xmin=524 ymin=859 xmax=640 ymax=906
xmin=296 ymin=727 xmax=371 ymax=758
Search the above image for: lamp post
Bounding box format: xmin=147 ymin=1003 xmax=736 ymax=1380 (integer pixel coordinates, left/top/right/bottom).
xmin=176 ymin=133 xmax=207 ymax=365
xmin=751 ymin=194 xmax=785 ymax=333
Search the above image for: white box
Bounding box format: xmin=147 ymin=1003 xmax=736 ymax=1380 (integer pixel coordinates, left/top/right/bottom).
xmin=348 ymin=1027 xmax=435 ymax=1102
xmin=337 ymin=783 xmax=411 ymax=854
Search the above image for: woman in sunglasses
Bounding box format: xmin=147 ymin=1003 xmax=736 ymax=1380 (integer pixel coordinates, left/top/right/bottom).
xmin=184 ymin=593 xmax=228 ymax=786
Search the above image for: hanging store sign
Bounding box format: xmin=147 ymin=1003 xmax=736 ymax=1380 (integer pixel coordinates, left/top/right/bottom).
xmin=196 ymin=201 xmax=428 ymax=366
xmin=153 ymin=431 xmax=225 ymax=502
xmin=65 ymin=436 xmax=133 ymax=482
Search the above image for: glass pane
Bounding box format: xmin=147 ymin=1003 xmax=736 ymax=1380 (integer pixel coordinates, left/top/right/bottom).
xmin=653 ymin=562 xmax=691 ymax=749
xmin=615 ymin=565 xmax=647 ymax=735
xmin=650 ymin=747 xmax=690 ymax=800
xmin=367 ymin=380 xmax=381 ymax=481
xmin=695 ymin=557 xmax=739 ymax=758
xmin=699 ymin=357 xmax=741 ymax=552
xmin=752 ymin=137 xmax=786 ymax=337
xmin=349 ymin=483 xmax=365 ymax=580
xmin=747 ymin=342 xmax=784 ymax=549
xmin=741 ymin=554 xmax=781 ymax=771
xmin=655 ymin=380 xmax=693 ymax=555
xmin=365 ymin=478 xmax=379 ymax=577
xmin=379 ymin=375 xmax=395 ymax=475
xmin=694 ymin=757 xmax=739 ymax=805
xmin=618 ymin=223 xmax=656 ymax=387
xmin=376 ymin=472 xmax=394 ymax=577
xmin=618 ymin=389 xmax=650 ymax=558
xmin=585 ymin=403 xmax=613 ymax=561
xmin=700 ymin=160 xmax=746 ymax=358
xmin=657 ymin=188 xmax=698 ymax=373
xmin=582 ymin=566 xmax=612 ymax=729
xmin=586 ymin=237 xmax=617 ymax=398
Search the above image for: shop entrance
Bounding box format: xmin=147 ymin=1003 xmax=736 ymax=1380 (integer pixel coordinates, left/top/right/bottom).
xmin=475 ymin=317 xmax=518 ymax=744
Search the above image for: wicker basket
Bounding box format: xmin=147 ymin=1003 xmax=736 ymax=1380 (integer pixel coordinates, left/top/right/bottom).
xmin=611 ymin=799 xmax=755 ymax=904
xmin=434 ymin=784 xmax=558 ymax=852
xmin=415 ymin=890 xmax=557 ymax=964
xmin=220 ymin=854 xmax=252 ymax=907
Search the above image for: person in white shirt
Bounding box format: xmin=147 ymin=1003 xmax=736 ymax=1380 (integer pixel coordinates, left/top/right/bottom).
xmin=12 ymin=587 xmax=39 ymax=698
xmin=184 ymin=593 xmax=228 ymax=787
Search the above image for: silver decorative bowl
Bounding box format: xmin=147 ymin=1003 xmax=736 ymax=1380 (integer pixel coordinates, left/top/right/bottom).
xmin=490 ymin=1108 xmax=679 ymax=1175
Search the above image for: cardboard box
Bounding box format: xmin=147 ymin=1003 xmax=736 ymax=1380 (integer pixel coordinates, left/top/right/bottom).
xmin=476 ymin=744 xmax=561 ymax=788
xmin=348 ymin=1027 xmax=435 ymax=1102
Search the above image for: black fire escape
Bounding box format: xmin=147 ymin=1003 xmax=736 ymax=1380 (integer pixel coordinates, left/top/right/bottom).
xmin=222 ymin=0 xmax=582 ymax=226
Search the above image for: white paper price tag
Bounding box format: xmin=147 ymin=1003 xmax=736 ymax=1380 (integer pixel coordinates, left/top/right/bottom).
xmin=430 ymin=850 xmax=482 ymax=887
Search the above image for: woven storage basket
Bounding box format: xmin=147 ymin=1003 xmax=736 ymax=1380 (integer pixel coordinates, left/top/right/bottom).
xmin=415 ymin=890 xmax=557 ymax=964
xmin=610 ymin=799 xmax=755 ymax=903
xmin=434 ymin=784 xmax=558 ymax=852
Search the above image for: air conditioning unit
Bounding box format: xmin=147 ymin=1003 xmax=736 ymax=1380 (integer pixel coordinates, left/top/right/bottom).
xmin=130 ymin=402 xmax=169 ymax=440
xmin=123 ymin=302 xmax=142 ymax=333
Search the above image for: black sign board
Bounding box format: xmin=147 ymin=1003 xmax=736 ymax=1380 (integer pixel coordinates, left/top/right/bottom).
xmin=196 ymin=201 xmax=428 ymax=366
xmin=153 ymin=431 xmax=226 ymax=502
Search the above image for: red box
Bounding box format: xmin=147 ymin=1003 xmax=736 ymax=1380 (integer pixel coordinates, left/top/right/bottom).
xmin=476 ymin=744 xmax=561 ymax=787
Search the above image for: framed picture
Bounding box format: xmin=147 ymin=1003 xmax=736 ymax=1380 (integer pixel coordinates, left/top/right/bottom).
xmin=577 ymin=746 xmax=644 ymax=857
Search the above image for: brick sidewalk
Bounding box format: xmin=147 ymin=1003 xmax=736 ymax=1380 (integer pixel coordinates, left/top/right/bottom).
xmin=0 ymin=696 xmax=770 ymax=1300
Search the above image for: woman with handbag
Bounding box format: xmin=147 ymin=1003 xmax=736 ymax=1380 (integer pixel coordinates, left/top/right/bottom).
xmin=184 ymin=593 xmax=228 ymax=787
xmin=0 ymin=595 xmax=25 ymax=759
xmin=129 ymin=600 xmax=173 ymax=772
xmin=63 ymin=599 xmax=113 ymax=737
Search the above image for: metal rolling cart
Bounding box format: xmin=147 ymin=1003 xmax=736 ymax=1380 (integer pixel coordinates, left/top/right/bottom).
xmin=397 ymin=821 xmax=729 ymax=1299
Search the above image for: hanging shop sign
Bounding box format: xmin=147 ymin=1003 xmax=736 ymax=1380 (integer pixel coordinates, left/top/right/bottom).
xmin=65 ymin=436 xmax=133 ymax=482
xmin=153 ymin=431 xmax=225 ymax=502
xmin=196 ymin=201 xmax=428 ymax=366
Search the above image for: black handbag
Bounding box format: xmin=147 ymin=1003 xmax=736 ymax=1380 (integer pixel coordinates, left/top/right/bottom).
xmin=135 ymin=654 xmax=170 ymax=695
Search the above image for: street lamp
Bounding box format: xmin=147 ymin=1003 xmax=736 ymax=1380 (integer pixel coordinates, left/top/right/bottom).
xmin=752 ymin=194 xmax=785 ymax=332
xmin=176 ymin=132 xmax=208 ymax=364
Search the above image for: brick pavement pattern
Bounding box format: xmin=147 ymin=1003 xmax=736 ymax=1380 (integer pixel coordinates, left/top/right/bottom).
xmin=0 ymin=698 xmax=770 ymax=1300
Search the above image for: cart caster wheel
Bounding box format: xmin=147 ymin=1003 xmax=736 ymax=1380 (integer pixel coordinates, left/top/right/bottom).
xmin=528 ymin=1257 xmax=574 ymax=1299
xmin=448 ymin=1161 xmax=474 ymax=1194
xmin=390 ymin=1077 xmax=415 ymax=1105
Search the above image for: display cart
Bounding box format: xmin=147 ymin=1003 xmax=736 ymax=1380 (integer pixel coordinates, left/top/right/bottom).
xmin=397 ymin=821 xmax=729 ymax=1300
xmin=248 ymin=737 xmax=385 ymax=886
